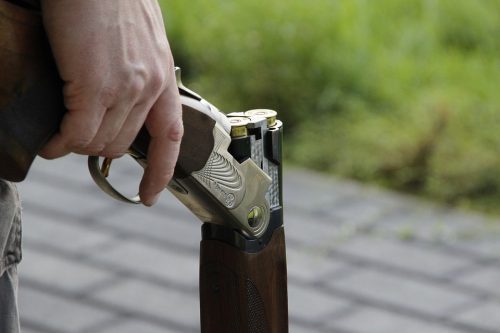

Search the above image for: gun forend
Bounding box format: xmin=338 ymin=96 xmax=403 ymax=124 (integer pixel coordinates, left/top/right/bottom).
xmin=89 ymin=68 xmax=282 ymax=239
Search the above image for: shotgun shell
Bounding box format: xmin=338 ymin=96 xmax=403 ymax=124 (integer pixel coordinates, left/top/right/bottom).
xmin=226 ymin=112 xmax=247 ymax=117
xmin=229 ymin=117 xmax=250 ymax=138
xmin=244 ymin=109 xmax=278 ymax=127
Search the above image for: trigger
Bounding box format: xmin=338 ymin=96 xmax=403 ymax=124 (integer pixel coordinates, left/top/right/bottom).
xmin=101 ymin=158 xmax=113 ymax=177
xmin=88 ymin=156 xmax=142 ymax=204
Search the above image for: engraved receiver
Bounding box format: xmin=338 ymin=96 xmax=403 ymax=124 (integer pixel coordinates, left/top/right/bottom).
xmin=89 ymin=68 xmax=282 ymax=239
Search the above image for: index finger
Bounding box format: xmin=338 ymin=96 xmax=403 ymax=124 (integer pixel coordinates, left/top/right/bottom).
xmin=139 ymin=80 xmax=183 ymax=206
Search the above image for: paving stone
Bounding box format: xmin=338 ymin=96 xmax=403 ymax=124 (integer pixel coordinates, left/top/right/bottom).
xmin=454 ymin=301 xmax=500 ymax=332
xmin=450 ymin=236 xmax=500 ymax=258
xmin=456 ymin=265 xmax=500 ymax=296
xmin=287 ymin=245 xmax=352 ymax=283
xmin=89 ymin=241 xmax=199 ymax=287
xmin=284 ymin=169 xmax=403 ymax=217
xmin=334 ymin=235 xmax=472 ymax=277
xmin=19 ymin=250 xmax=115 ymax=293
xmin=90 ymin=278 xmax=199 ymax=331
xmin=312 ymin=195 xmax=398 ymax=229
xmin=97 ymin=200 xmax=201 ymax=250
xmin=329 ymin=307 xmax=462 ymax=333
xmin=285 ymin=210 xmax=350 ymax=248
xmin=18 ymin=180 xmax=111 ymax=219
xmin=374 ymin=206 xmax=449 ymax=237
xmin=435 ymin=211 xmax=497 ymax=236
xmin=288 ymin=282 xmax=352 ymax=323
xmin=328 ymin=269 xmax=473 ymax=316
xmin=96 ymin=319 xmax=178 ymax=333
xmin=283 ymin=169 xmax=356 ymax=212
xmin=374 ymin=204 xmax=499 ymax=245
xmin=26 ymin=154 xmax=93 ymax=187
xmin=19 ymin=286 xmax=116 ymax=333
xmin=21 ymin=211 xmax=115 ymax=254
xmin=16 ymin=157 xmax=500 ymax=333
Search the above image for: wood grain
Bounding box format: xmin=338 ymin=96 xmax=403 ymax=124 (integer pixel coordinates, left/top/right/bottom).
xmin=0 ymin=1 xmax=64 ymax=182
xmin=200 ymin=226 xmax=289 ymax=333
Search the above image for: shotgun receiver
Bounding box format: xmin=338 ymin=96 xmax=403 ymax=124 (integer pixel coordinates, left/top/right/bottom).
xmin=88 ymin=73 xmax=277 ymax=239
xmin=0 ymin=1 xmax=288 ymax=332
xmin=91 ymin=71 xmax=288 ymax=332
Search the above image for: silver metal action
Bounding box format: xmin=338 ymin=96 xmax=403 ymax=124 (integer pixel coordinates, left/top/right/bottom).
xmin=88 ymin=68 xmax=278 ymax=239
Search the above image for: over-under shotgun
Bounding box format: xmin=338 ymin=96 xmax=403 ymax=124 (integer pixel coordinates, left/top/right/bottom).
xmin=0 ymin=1 xmax=288 ymax=332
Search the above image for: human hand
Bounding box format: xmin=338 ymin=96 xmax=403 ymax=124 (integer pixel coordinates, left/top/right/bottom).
xmin=40 ymin=0 xmax=183 ymax=206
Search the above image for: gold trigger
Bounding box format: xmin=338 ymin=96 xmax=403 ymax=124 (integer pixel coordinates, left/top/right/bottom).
xmin=88 ymin=155 xmax=142 ymax=204
xmin=101 ymin=158 xmax=113 ymax=178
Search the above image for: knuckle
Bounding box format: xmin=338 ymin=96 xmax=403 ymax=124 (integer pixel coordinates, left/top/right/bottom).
xmin=62 ymin=83 xmax=87 ymax=110
xmin=67 ymin=134 xmax=95 ymax=150
xmin=129 ymin=78 xmax=145 ymax=96
xmin=63 ymin=127 xmax=99 ymax=153
xmin=100 ymin=139 xmax=135 ymax=158
xmin=149 ymin=71 xmax=165 ymax=93
xmin=88 ymin=131 xmax=122 ymax=155
xmin=168 ymin=118 xmax=184 ymax=142
xmin=98 ymin=86 xmax=118 ymax=108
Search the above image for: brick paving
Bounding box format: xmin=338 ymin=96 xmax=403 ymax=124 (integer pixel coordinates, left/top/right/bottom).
xmin=16 ymin=154 xmax=500 ymax=333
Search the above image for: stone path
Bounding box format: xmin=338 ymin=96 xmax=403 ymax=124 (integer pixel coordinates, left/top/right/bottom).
xmin=16 ymin=154 xmax=500 ymax=333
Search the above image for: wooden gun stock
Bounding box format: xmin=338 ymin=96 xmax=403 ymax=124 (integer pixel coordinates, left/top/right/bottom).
xmin=0 ymin=0 xmax=64 ymax=181
xmin=200 ymin=224 xmax=288 ymax=333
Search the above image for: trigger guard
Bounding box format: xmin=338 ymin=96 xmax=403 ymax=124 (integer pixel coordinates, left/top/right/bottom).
xmin=88 ymin=156 xmax=142 ymax=204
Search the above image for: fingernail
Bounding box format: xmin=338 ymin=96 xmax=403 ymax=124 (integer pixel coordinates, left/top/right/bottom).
xmin=143 ymin=193 xmax=160 ymax=207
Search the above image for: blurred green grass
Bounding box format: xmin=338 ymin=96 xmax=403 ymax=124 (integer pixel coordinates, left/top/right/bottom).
xmin=160 ymin=0 xmax=500 ymax=215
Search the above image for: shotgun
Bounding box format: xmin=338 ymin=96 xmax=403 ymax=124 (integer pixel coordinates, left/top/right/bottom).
xmin=0 ymin=1 xmax=288 ymax=332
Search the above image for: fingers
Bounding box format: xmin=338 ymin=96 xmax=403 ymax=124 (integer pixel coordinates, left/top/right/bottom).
xmin=39 ymin=0 xmax=182 ymax=207
xmin=39 ymin=83 xmax=137 ymax=159
xmin=40 ymin=74 xmax=183 ymax=208
xmin=139 ymin=78 xmax=183 ymax=206
xmin=98 ymin=101 xmax=150 ymax=158
xmin=99 ymin=74 xmax=164 ymax=158
xmin=86 ymin=79 xmax=147 ymax=158
xmin=39 ymin=71 xmax=157 ymax=159
xmin=39 ymin=84 xmax=108 ymax=159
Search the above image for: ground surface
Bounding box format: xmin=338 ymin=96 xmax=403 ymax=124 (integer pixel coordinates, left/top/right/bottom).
xmin=17 ymin=154 xmax=500 ymax=333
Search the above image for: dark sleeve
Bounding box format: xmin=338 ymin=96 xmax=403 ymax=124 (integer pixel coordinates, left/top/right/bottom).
xmin=4 ymin=0 xmax=40 ymax=10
